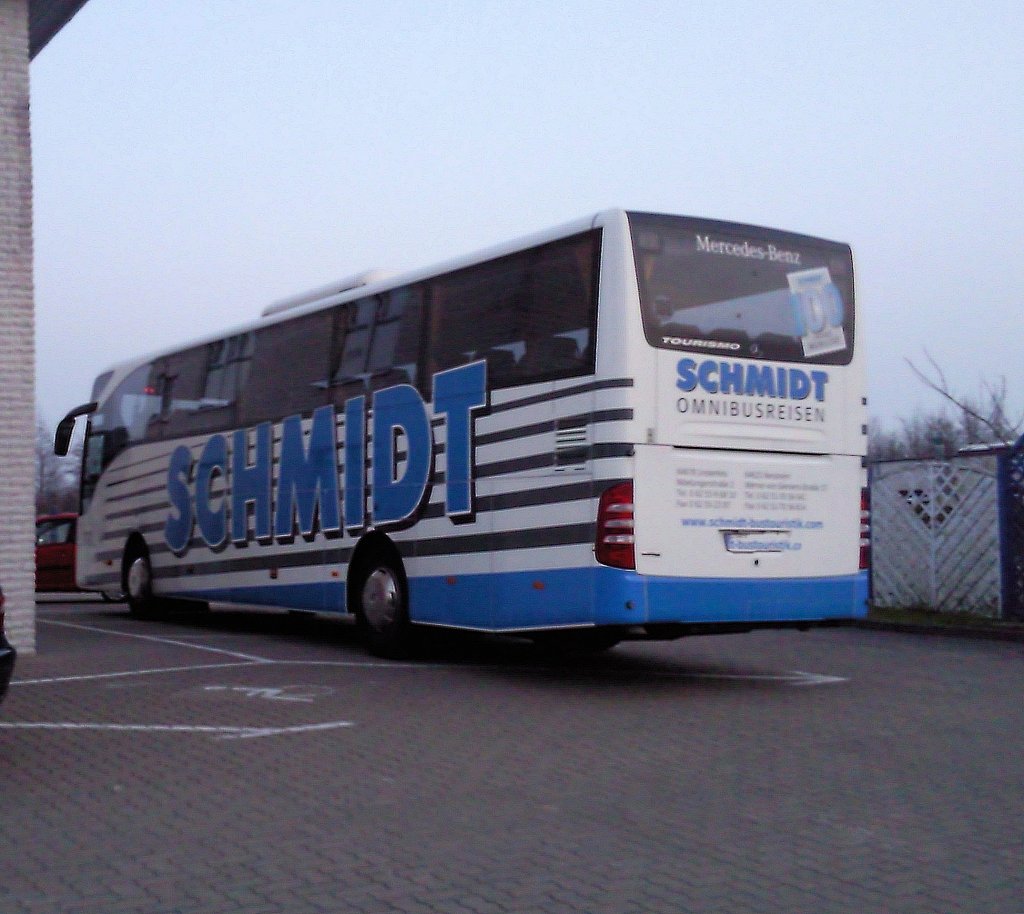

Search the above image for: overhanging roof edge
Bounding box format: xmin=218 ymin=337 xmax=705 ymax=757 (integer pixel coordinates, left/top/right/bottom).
xmin=29 ymin=0 xmax=89 ymax=59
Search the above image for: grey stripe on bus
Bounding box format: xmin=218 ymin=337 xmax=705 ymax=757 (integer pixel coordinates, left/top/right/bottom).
xmin=100 ymin=439 xmax=633 ymax=521
xmin=109 ymin=520 xmax=599 ymax=585
xmin=101 ymin=477 xmax=606 ymax=547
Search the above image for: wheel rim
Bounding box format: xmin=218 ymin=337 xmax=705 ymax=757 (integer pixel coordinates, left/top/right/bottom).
xmin=127 ymin=556 xmax=151 ymax=602
xmin=361 ymin=567 xmax=399 ymax=630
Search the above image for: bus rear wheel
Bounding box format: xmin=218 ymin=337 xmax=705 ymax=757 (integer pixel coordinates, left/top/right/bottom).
xmin=353 ymin=552 xmax=415 ymax=659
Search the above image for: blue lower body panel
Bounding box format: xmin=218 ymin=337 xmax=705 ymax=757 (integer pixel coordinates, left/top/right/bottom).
xmin=591 ymin=567 xmax=868 ymax=627
xmin=167 ymin=582 xmax=344 ymax=612
xmin=411 ymin=566 xmax=868 ymax=631
xmin=169 ymin=568 xmax=868 ymax=633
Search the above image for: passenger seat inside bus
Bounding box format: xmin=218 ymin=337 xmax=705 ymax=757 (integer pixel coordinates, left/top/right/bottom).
xmin=366 ymin=367 xmax=413 ymax=393
xmin=482 ymin=348 xmax=519 ymax=387
xmin=519 ymin=335 xmax=579 ymax=379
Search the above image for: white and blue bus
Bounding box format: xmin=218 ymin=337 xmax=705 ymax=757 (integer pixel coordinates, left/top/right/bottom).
xmin=56 ymin=210 xmax=868 ymax=655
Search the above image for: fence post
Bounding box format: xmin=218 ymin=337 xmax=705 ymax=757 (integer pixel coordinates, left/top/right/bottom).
xmin=997 ymin=449 xmax=1007 ymax=620
xmin=997 ymin=436 xmax=1024 ymax=621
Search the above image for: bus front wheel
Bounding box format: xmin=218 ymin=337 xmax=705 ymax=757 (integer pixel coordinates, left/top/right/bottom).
xmin=124 ymin=545 xmax=157 ymax=617
xmin=353 ymin=552 xmax=415 ymax=659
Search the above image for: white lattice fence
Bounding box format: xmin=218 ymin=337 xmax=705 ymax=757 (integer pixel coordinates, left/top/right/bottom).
xmin=870 ymin=457 xmax=1002 ymax=616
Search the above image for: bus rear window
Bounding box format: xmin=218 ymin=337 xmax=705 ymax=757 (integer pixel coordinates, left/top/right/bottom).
xmin=629 ymin=213 xmax=855 ymax=365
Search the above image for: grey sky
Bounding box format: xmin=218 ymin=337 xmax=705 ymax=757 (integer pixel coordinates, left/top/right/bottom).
xmin=29 ymin=0 xmax=1024 ymax=431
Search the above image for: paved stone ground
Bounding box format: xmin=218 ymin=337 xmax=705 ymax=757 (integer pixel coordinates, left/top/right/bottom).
xmin=2 ymin=599 xmax=1022 ymax=914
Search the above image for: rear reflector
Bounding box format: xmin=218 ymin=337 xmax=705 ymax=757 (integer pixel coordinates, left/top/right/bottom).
xmin=860 ymin=486 xmax=871 ymax=570
xmin=596 ymin=481 xmax=635 ymax=570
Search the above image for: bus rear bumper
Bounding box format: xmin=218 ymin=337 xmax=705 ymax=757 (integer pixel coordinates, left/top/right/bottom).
xmin=409 ymin=566 xmax=868 ymax=632
xmin=593 ymin=567 xmax=869 ymax=627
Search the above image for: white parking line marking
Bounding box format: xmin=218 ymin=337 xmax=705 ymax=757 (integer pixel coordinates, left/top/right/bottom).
xmin=787 ymin=670 xmax=848 ymax=686
xmin=203 ymin=685 xmax=334 ymax=702
xmin=279 ymin=660 xmax=848 ymax=684
xmin=11 ymin=661 xmax=267 ymax=687
xmin=20 ymin=624 xmax=849 ymax=689
xmin=263 ymin=659 xmax=429 ymax=669
xmin=39 ymin=618 xmax=271 ymax=662
xmin=9 ymin=619 xmax=849 ymax=744
xmin=13 ymin=659 xmax=847 ymax=686
xmin=664 ymin=670 xmax=848 ymax=686
xmin=219 ymin=721 xmax=355 ymax=740
xmin=24 ymin=617 xmax=849 ymax=691
xmin=0 ymin=721 xmax=354 ymax=739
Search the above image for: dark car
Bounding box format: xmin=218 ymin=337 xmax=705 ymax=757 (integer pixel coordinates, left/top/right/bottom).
xmin=0 ymin=585 xmax=16 ymax=704
xmin=36 ymin=514 xmax=121 ymax=601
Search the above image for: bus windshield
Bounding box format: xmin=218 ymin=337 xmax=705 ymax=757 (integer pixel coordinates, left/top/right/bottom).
xmin=629 ymin=212 xmax=855 ymax=366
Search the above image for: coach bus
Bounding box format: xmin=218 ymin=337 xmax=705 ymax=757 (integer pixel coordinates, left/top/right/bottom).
xmin=55 ymin=210 xmax=868 ymax=655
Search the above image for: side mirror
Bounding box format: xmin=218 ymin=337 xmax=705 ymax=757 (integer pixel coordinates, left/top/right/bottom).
xmin=54 ymin=402 xmax=97 ymax=456
xmin=54 ymin=417 xmax=75 ymax=457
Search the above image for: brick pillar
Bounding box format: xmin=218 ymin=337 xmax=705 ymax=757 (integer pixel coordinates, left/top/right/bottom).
xmin=0 ymin=0 xmax=37 ymax=653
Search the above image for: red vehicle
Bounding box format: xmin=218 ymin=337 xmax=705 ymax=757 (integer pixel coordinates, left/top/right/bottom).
xmin=36 ymin=514 xmax=121 ymax=601
xmin=36 ymin=513 xmax=77 ymax=592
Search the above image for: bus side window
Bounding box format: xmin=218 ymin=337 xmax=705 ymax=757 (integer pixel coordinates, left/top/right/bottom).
xmin=367 ymin=288 xmax=424 ymax=394
xmin=481 ymin=347 xmax=519 ymax=387
xmin=140 ymin=333 xmax=255 ymax=436
xmin=328 ymin=288 xmax=425 ymax=404
xmin=97 ymin=362 xmax=161 ymax=451
xmin=518 ymin=334 xmax=582 ymax=378
xmin=427 ymin=252 xmax=526 ymax=382
xmin=153 ymin=345 xmax=213 ymax=438
xmin=330 ymin=298 xmax=374 ymax=390
xmin=240 ymin=313 xmax=330 ymax=425
xmin=204 ymin=333 xmax=254 ymax=409
xmin=426 ymin=231 xmax=599 ymax=389
xmin=516 ymin=234 xmax=597 ymax=383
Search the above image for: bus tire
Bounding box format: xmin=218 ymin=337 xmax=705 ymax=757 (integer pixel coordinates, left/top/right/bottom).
xmin=353 ymin=550 xmax=415 ymax=659
xmin=124 ymin=543 xmax=158 ymax=617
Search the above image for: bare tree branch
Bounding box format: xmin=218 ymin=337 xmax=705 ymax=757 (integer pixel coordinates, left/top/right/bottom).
xmin=905 ymin=350 xmax=1022 ymax=444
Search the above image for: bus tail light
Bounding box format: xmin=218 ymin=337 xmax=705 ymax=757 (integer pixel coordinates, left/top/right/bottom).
xmin=596 ymin=482 xmax=635 ymax=570
xmin=860 ymin=487 xmax=871 ymax=570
